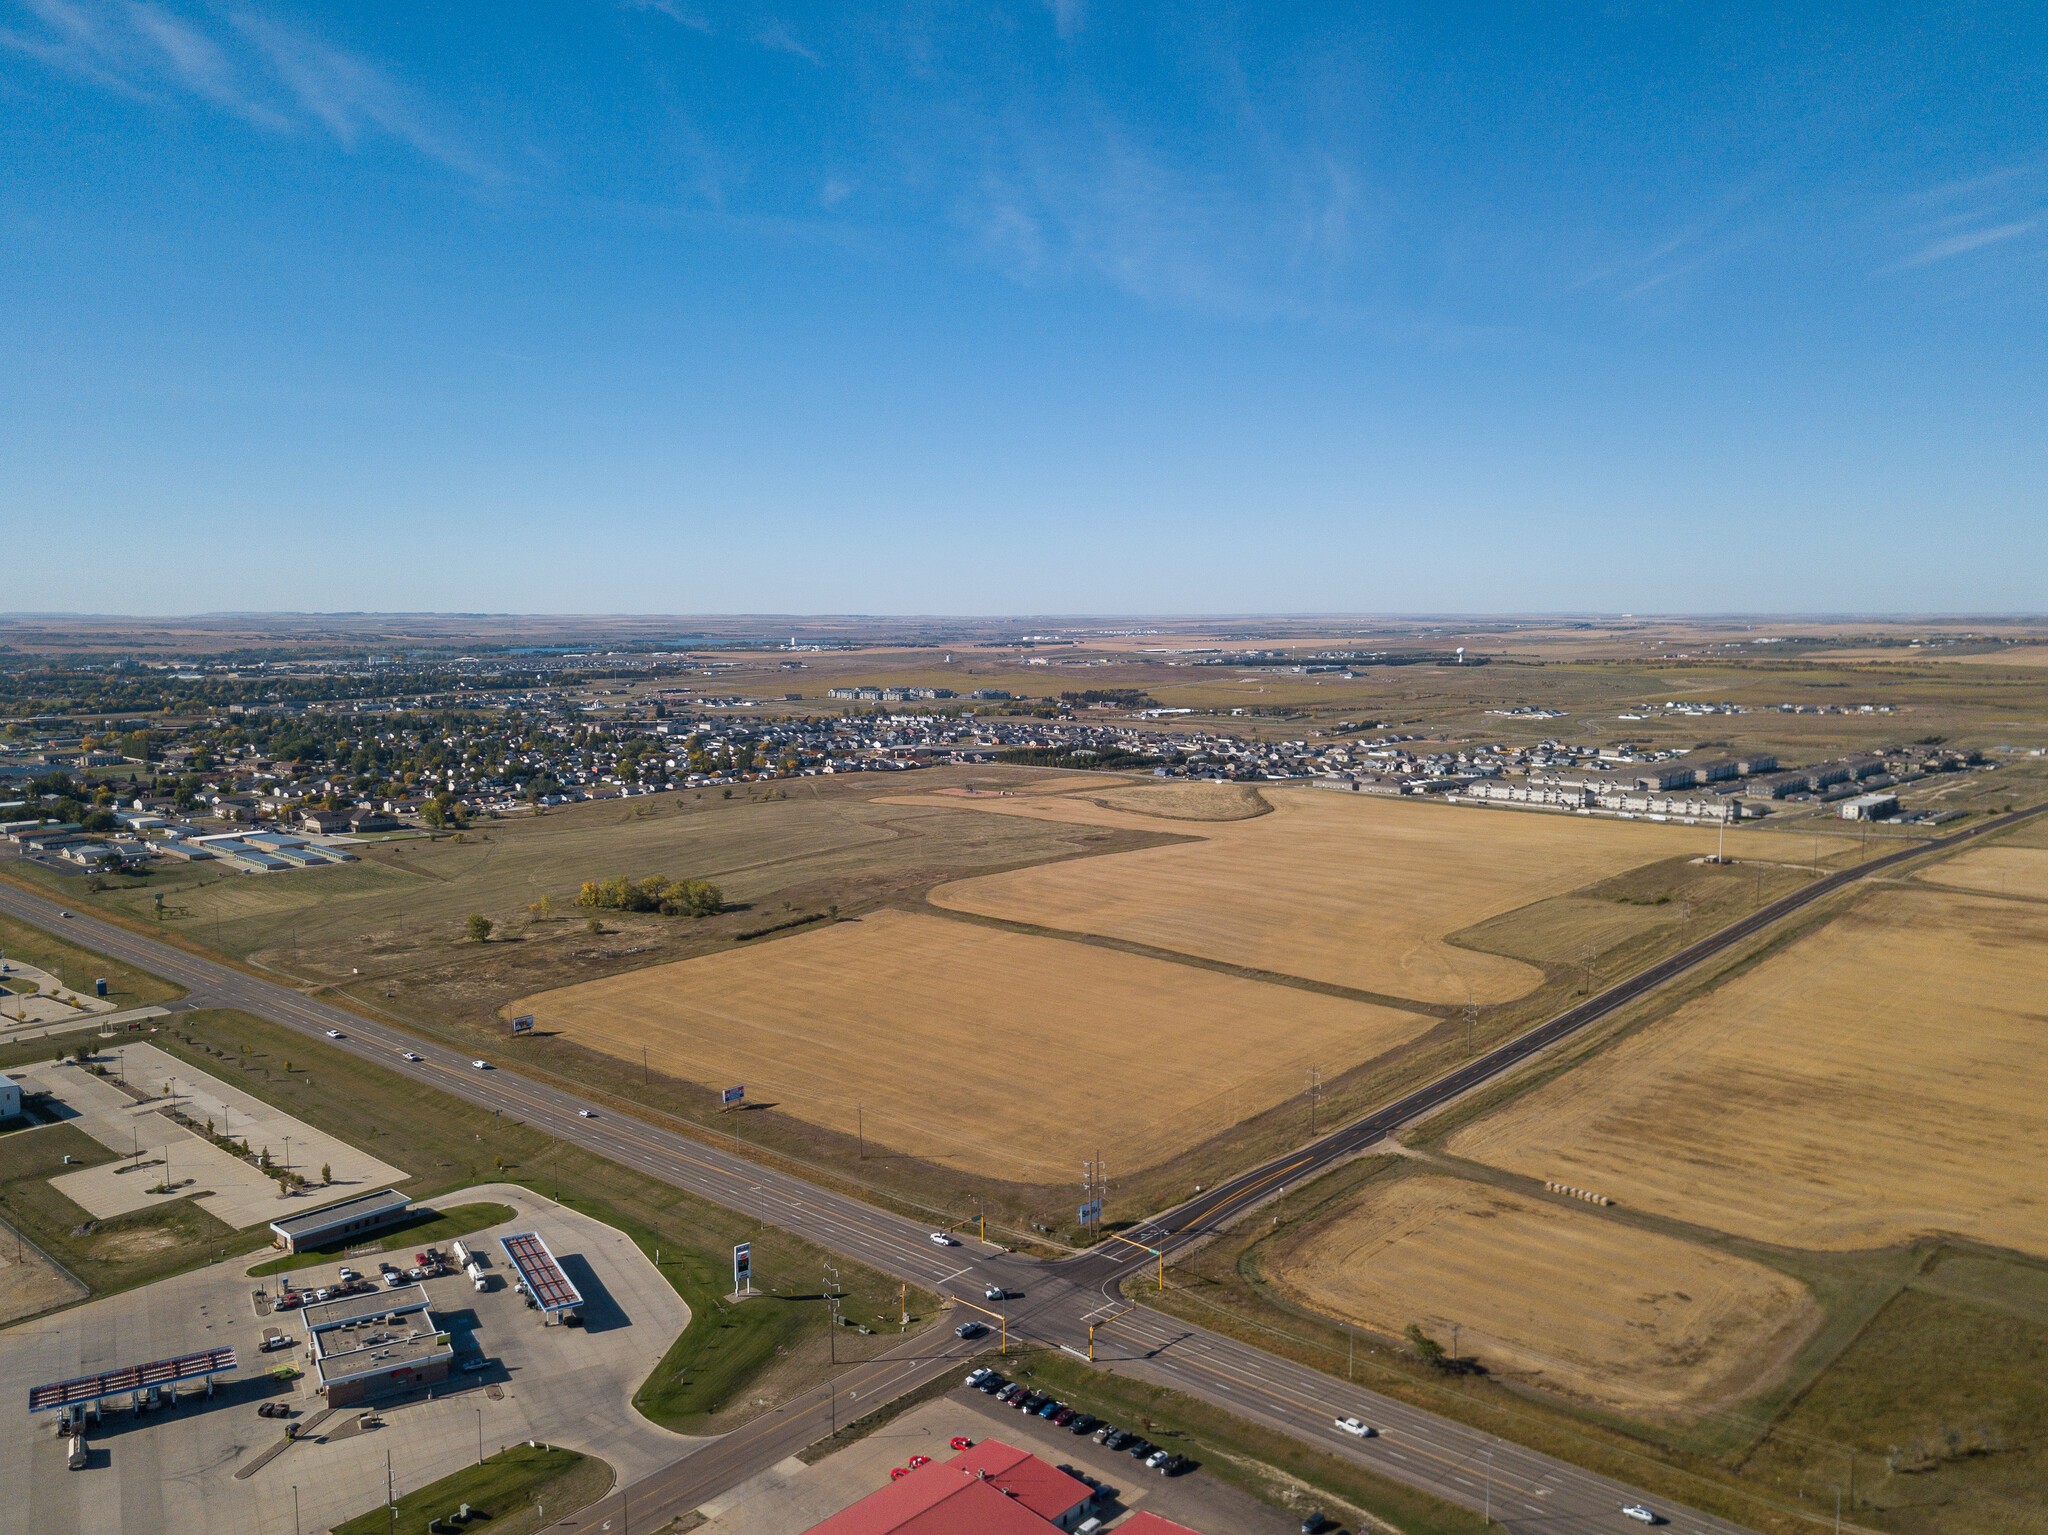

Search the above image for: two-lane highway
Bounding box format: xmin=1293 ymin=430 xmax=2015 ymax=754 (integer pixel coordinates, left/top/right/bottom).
xmin=8 ymin=811 xmax=2024 ymax=1531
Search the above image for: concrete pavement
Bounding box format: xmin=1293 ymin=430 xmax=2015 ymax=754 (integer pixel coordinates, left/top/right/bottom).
xmin=14 ymin=845 xmax=1987 ymax=1533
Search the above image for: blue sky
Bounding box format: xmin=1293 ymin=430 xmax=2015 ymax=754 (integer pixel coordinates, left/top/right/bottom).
xmin=3 ymin=2 xmax=2043 ymax=615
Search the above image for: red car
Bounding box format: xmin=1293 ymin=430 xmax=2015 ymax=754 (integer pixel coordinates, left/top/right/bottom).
xmin=950 ymin=1437 xmax=972 ymax=1451
xmin=889 ymin=1468 xmax=910 ymax=1481
xmin=907 ymin=1455 xmax=931 ymax=1469
xmin=274 ymin=1293 xmax=302 ymax=1309
xmin=1051 ymin=1407 xmax=1075 ymax=1427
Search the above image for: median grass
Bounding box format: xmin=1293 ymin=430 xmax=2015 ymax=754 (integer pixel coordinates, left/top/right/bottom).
xmin=153 ymin=1008 xmax=939 ymax=1433
xmin=332 ymin=1444 xmax=605 ymax=1535
xmin=244 ymin=1200 xmax=516 ymax=1276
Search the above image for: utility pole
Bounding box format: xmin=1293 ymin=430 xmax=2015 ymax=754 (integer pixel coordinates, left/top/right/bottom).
xmin=1464 ymin=1000 xmax=1479 ymax=1055
xmin=858 ymin=1105 xmax=863 ymax=1159
xmin=824 ymin=1263 xmax=841 ymax=1365
xmin=1306 ymin=1068 xmax=1321 ymax=1135
xmin=1579 ymin=943 xmax=1596 ymax=996
xmin=1484 ymin=1446 xmax=1494 ymax=1525
xmin=387 ymin=1450 xmax=395 ymax=1535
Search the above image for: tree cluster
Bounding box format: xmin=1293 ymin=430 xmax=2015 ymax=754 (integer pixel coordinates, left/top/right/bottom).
xmin=574 ymin=874 xmax=724 ymax=917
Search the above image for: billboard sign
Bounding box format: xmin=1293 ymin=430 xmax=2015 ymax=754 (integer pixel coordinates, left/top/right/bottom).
xmin=510 ymin=1015 xmax=534 ymax=1035
xmin=733 ymin=1242 xmax=752 ymax=1294
xmin=1078 ymin=1199 xmax=1103 ymax=1226
xmin=721 ymin=1085 xmax=745 ymax=1106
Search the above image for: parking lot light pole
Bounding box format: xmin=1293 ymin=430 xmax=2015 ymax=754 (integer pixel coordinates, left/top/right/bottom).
xmin=292 ymin=1484 xmax=300 ymax=1535
xmin=476 ymin=1408 xmax=483 ymax=1465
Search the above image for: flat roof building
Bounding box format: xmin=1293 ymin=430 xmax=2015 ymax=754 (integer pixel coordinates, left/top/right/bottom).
xmin=268 ymin=1188 xmax=412 ymax=1254
xmin=0 ymin=1072 xmax=20 ymax=1122
xmin=303 ymin=1284 xmax=450 ymax=1407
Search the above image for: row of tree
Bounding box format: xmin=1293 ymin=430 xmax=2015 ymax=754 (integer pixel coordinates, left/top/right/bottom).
xmin=574 ymin=874 xmax=725 ymax=916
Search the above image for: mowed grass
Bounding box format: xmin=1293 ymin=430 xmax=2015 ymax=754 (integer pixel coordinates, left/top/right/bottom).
xmin=1445 ymin=885 xmax=2048 ymax=1257
xmin=919 ymin=786 xmax=1744 ymax=1004
xmin=1917 ymin=842 xmax=2048 ymax=900
xmin=1736 ymin=1280 xmax=2048 ymax=1535
xmin=509 ymin=908 xmax=1433 ymax=1183
xmin=1265 ymin=1170 xmax=1820 ymax=1414
xmin=0 ymin=909 xmax=187 ymax=1006
xmin=153 ymin=1009 xmax=938 ymax=1433
xmin=332 ymin=1445 xmax=604 ymax=1535
xmin=245 ymin=1200 xmax=516 ymax=1275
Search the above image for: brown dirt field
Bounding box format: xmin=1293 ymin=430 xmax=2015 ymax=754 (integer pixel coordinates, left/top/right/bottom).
xmin=914 ymin=787 xmax=1735 ymax=1005
xmin=1269 ymin=1173 xmax=1819 ymax=1413
xmin=0 ymin=1230 xmax=86 ymax=1325
xmin=1084 ymin=783 xmax=1271 ymax=820
xmin=1446 ymin=886 xmax=2048 ymax=1257
xmin=1917 ymin=843 xmax=2048 ymax=901
xmin=506 ymin=908 xmax=1433 ymax=1183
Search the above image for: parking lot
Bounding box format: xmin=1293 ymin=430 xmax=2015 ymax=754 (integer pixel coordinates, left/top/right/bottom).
xmin=691 ymin=1382 xmax=1306 ymax=1534
xmin=0 ymin=1185 xmax=696 ymax=1535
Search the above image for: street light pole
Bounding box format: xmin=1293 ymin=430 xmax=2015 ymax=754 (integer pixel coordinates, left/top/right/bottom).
xmin=1484 ymin=1447 xmax=1494 ymax=1525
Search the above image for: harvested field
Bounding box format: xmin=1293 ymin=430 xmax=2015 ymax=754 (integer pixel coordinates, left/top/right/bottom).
xmin=918 ymin=787 xmax=1734 ymax=1004
xmin=508 ymin=908 xmax=1433 ymax=1183
xmin=1446 ymin=886 xmax=2048 ymax=1257
xmin=1918 ymin=842 xmax=2048 ymax=901
xmin=1084 ymin=783 xmax=1271 ymax=820
xmin=1269 ymin=1173 xmax=1818 ymax=1413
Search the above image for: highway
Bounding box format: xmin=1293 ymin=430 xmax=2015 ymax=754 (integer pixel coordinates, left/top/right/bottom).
xmin=5 ymin=807 xmax=2033 ymax=1532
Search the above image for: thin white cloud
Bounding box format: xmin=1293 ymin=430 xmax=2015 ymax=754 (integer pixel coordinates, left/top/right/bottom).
xmin=754 ymin=19 xmax=818 ymax=64
xmin=230 ymin=11 xmax=493 ymax=179
xmin=621 ymin=0 xmax=710 ymax=32
xmin=0 ymin=1 xmax=490 ymax=178
xmin=1044 ymin=0 xmax=1085 ymax=41
xmin=1898 ymin=219 xmax=2040 ymax=269
xmin=819 ymin=177 xmax=853 ymax=208
xmin=125 ymin=3 xmax=286 ymax=127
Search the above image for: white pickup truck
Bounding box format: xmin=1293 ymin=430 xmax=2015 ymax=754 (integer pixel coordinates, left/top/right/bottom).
xmin=1333 ymin=1415 xmax=1376 ymax=1438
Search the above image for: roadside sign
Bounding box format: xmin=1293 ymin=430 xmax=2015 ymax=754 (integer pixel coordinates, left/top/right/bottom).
xmin=721 ymin=1085 xmax=745 ymax=1106
xmin=733 ymin=1242 xmax=752 ymax=1294
xmin=1078 ymin=1199 xmax=1103 ymax=1226
xmin=510 ymin=1015 xmax=534 ymax=1035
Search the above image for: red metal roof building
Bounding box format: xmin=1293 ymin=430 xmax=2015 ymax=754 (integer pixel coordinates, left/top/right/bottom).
xmin=804 ymin=1439 xmax=1095 ymax=1534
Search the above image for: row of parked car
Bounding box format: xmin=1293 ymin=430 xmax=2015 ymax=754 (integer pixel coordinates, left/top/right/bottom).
xmin=962 ymin=1368 xmax=1194 ymax=1477
xmin=272 ymin=1249 xmax=449 ymax=1309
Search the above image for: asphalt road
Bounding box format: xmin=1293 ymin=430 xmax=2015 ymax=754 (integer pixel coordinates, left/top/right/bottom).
xmin=1069 ymin=798 xmax=2048 ymax=1290
xmin=5 ymin=810 xmax=2031 ymax=1532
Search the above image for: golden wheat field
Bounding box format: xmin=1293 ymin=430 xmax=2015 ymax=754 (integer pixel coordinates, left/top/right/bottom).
xmin=1269 ymin=1173 xmax=1818 ymax=1413
xmin=914 ymin=786 xmax=1731 ymax=1004
xmin=1918 ymin=843 xmax=2048 ymax=900
xmin=507 ymin=908 xmax=1433 ymax=1183
xmin=1446 ymin=886 xmax=2048 ymax=1256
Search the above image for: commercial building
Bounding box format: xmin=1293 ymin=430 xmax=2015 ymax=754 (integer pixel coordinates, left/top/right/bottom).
xmin=268 ymin=1188 xmax=413 ymax=1254
xmin=1839 ymin=791 xmax=1899 ymax=821
xmin=805 ymin=1440 xmax=1100 ymax=1534
xmin=302 ymin=1282 xmax=452 ymax=1407
xmin=0 ymin=1071 xmax=22 ymax=1121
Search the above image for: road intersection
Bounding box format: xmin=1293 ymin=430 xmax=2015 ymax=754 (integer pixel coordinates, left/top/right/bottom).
xmin=7 ymin=808 xmax=2034 ymax=1532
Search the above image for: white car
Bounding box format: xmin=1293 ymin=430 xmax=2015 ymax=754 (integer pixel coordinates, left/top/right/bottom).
xmin=1622 ymin=1507 xmax=1660 ymax=1525
xmin=401 ymin=1051 xmax=422 ymax=1062
xmin=965 ymin=1367 xmax=991 ymax=1387
xmin=929 ymin=1232 xmax=956 ymax=1246
xmin=471 ymin=1059 xmax=490 ymax=1070
xmin=325 ymin=1029 xmax=344 ymax=1039
xmin=59 ymin=911 xmax=72 ymax=918
xmin=337 ymin=1268 xmax=358 ymax=1283
xmin=1334 ymin=1416 xmax=1375 ymax=1438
